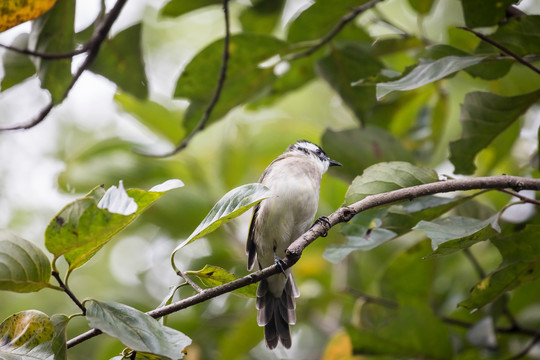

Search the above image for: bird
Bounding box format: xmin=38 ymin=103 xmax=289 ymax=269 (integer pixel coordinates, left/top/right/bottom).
xmin=246 ymin=140 xmax=341 ymax=349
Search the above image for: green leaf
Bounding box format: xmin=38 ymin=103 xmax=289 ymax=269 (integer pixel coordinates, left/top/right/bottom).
xmin=85 ymin=300 xmax=191 ymax=359
xmin=90 ymin=24 xmax=148 ymax=99
xmin=31 ymin=0 xmax=75 ymax=104
xmin=491 ymin=225 xmax=540 ymax=265
xmin=45 ymin=181 xmax=182 ymax=275
xmin=414 ymin=215 xmax=500 ymax=256
xmin=344 ymin=162 xmax=439 ymax=206
xmin=51 ymin=314 xmax=69 ymax=360
xmin=348 ymin=303 xmax=452 ymax=359
xmin=315 ymin=42 xmax=383 ymax=123
xmin=0 ymin=310 xmax=56 ymax=359
xmin=324 ymin=227 xmax=396 ymax=264
xmin=114 ymin=93 xmax=185 ymax=144
xmin=174 ymin=34 xmax=288 ymax=132
xmin=172 ymin=183 xmax=272 ymax=253
xmin=186 ymin=264 xmax=257 ymax=298
xmin=461 ymin=0 xmax=519 ymax=28
xmin=1 ymin=33 xmax=35 ymax=91
xmin=376 ymin=56 xmax=485 ymax=99
xmin=322 ymin=127 xmax=414 ymax=181
xmin=160 ymin=0 xmax=221 ymax=17
xmin=239 ymin=0 xmax=284 ymax=34
xmin=407 ymin=0 xmax=435 ymax=14
xmin=0 ymin=229 xmax=52 ymax=292
xmin=449 ymin=90 xmax=540 ymax=174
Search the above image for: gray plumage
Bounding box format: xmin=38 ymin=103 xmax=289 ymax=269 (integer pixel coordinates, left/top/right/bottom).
xmin=246 ymin=140 xmax=341 ymax=349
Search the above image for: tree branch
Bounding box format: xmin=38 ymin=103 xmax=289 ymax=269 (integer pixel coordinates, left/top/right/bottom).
xmin=0 ymin=0 xmax=129 ymax=131
xmin=66 ymin=175 xmax=540 ymax=349
xmin=284 ymin=0 xmax=385 ymax=61
xmin=458 ymin=26 xmax=540 ymax=76
xmin=497 ymin=188 xmax=540 ymax=206
xmin=0 ymin=43 xmax=86 ymax=59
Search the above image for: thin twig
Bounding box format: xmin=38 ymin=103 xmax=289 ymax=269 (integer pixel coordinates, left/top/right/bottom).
xmin=52 ymin=271 xmax=86 ymax=315
xmin=285 ymin=0 xmax=385 ymax=61
xmin=177 ymin=271 xmax=203 ymax=293
xmin=346 ymin=287 xmax=398 ymax=308
xmin=458 ymin=26 xmax=540 ymax=76
xmin=507 ymin=334 xmax=540 ymax=360
xmin=0 ymin=0 xmax=129 ymax=131
xmin=497 ymin=188 xmax=540 ymax=206
xmin=66 ymin=175 xmax=540 ymax=349
xmin=153 ymin=0 xmax=231 ymax=157
xmin=0 ymin=43 xmax=87 ymax=59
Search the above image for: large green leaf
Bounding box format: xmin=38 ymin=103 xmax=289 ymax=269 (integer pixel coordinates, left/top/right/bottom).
xmin=174 ymin=34 xmax=288 ymax=132
xmin=449 ymin=90 xmax=540 ymax=174
xmin=315 ymin=42 xmax=383 ymax=123
xmin=0 ymin=310 xmax=56 ymax=359
xmin=376 ymin=55 xmax=485 ymax=99
xmin=1 ymin=33 xmax=35 ymax=91
xmin=114 ymin=92 xmax=185 ymax=144
xmin=414 ymin=215 xmax=500 ymax=256
xmin=85 ymin=300 xmax=191 ymax=359
xmin=344 ymin=162 xmax=439 ymax=206
xmin=30 ymin=0 xmax=75 ymax=104
xmin=239 ymin=0 xmax=284 ymax=34
xmin=0 ymin=229 xmax=52 ymax=292
xmin=460 ymin=0 xmax=518 ymax=27
xmin=475 ymin=15 xmax=540 ymax=56
xmin=160 ymin=0 xmax=221 ymax=17
xmin=322 ymin=127 xmax=414 ymax=181
xmin=172 ymin=183 xmax=272 ymax=256
xmin=90 ymin=24 xmax=148 ymax=99
xmin=45 ymin=180 xmax=183 ymax=275
xmin=185 ymin=264 xmax=257 ymax=298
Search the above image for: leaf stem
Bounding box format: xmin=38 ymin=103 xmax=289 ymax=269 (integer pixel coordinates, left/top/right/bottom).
xmin=52 ymin=271 xmax=87 ymax=315
xmin=177 ymin=271 xmax=203 ymax=293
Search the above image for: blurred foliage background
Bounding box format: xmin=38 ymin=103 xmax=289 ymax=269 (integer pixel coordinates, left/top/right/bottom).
xmin=1 ymin=0 xmax=540 ymax=359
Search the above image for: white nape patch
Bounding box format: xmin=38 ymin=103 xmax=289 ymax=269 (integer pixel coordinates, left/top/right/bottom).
xmin=296 ymin=140 xmax=320 ymax=153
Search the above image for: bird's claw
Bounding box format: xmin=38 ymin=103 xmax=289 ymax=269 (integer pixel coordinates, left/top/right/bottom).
xmin=315 ymin=216 xmax=331 ymax=237
xmin=274 ymin=252 xmax=287 ymax=275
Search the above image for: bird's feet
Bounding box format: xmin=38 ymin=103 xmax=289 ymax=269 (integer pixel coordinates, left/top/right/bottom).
xmin=273 ymin=249 xmax=287 ymax=275
xmin=313 ymin=216 xmax=331 ymax=237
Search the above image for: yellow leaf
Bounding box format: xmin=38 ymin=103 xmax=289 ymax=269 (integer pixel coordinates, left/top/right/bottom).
xmin=0 ymin=0 xmax=58 ymax=32
xmin=321 ymin=330 xmax=358 ymax=360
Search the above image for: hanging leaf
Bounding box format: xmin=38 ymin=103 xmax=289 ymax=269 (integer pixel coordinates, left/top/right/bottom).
xmin=344 ymin=162 xmax=439 ymax=205
xmin=0 ymin=310 xmax=56 ymax=359
xmin=1 ymin=33 xmax=36 ymax=90
xmin=85 ymin=300 xmax=191 ymax=360
xmin=0 ymin=0 xmax=58 ymax=32
xmin=45 ymin=180 xmax=183 ymax=276
xmin=186 ymin=265 xmax=257 ymax=298
xmin=414 ymin=215 xmax=500 ymax=256
xmin=376 ymin=56 xmax=485 ymax=99
xmin=0 ymin=229 xmax=52 ymax=292
xmin=449 ymin=89 xmax=540 ymax=174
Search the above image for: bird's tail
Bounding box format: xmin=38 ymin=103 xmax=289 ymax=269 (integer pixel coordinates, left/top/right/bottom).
xmin=256 ymin=273 xmax=300 ymax=349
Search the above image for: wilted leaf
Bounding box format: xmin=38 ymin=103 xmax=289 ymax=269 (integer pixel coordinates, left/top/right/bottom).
xmin=0 ymin=310 xmax=55 ymax=359
xmin=0 ymin=229 xmax=52 ymax=292
xmin=174 ymin=34 xmax=288 ymax=132
xmin=45 ymin=181 xmax=182 ymax=275
xmin=90 ymin=24 xmax=148 ymax=99
xmin=415 ymin=215 xmax=500 ymax=256
xmin=97 ymin=180 xmax=138 ymax=215
xmin=0 ymin=0 xmax=57 ymax=32
xmin=31 ymin=0 xmax=74 ymax=104
xmin=172 ymin=183 xmax=272 ymax=253
xmin=461 ymin=0 xmax=518 ymax=27
xmin=186 ymin=265 xmax=257 ymax=298
xmin=449 ymin=90 xmax=540 ymax=174
xmin=315 ymin=42 xmax=383 ymax=123
xmin=376 ymin=56 xmax=485 ymax=99
xmin=85 ymin=300 xmax=191 ymax=359
xmin=344 ymin=162 xmax=439 ymax=205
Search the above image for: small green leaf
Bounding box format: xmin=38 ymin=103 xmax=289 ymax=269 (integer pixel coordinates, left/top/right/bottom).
xmin=172 ymin=183 xmax=273 ymax=253
xmin=85 ymin=300 xmax=191 ymax=359
xmin=414 ymin=215 xmax=500 ymax=256
xmin=0 ymin=229 xmax=52 ymax=292
xmin=186 ymin=265 xmax=257 ymax=298
xmin=344 ymin=162 xmax=439 ymax=206
xmin=160 ymin=0 xmax=221 ymax=17
xmin=45 ymin=181 xmax=182 ymax=275
xmin=1 ymin=33 xmax=35 ymax=91
xmin=449 ymin=90 xmax=540 ymax=174
xmin=376 ymin=56 xmax=485 ymax=99
xmin=0 ymin=310 xmax=56 ymax=359
xmin=322 ymin=127 xmax=414 ymax=181
xmin=315 ymin=42 xmax=383 ymax=123
xmin=461 ymin=0 xmax=520 ymax=28
xmin=90 ymin=24 xmax=148 ymax=99
xmin=324 ymin=228 xmax=396 ymax=264
xmin=31 ymin=0 xmax=75 ymax=104
xmin=114 ymin=92 xmax=185 ymax=144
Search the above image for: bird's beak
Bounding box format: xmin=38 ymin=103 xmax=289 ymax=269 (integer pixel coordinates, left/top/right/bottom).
xmin=329 ymin=158 xmax=342 ymax=167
